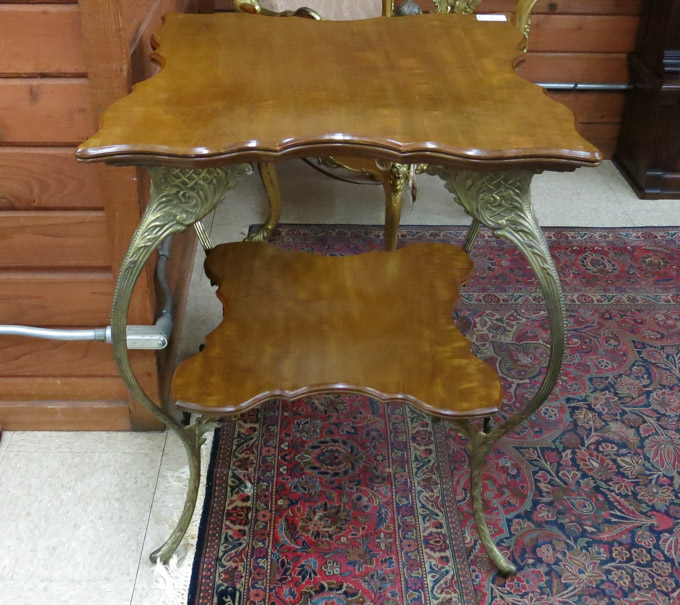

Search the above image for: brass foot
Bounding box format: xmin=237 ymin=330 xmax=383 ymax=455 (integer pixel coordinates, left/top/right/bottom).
xmin=468 ymin=431 xmax=517 ymax=576
xmin=245 ymin=163 xmax=281 ymax=242
xmin=150 ymin=421 xmax=210 ymax=564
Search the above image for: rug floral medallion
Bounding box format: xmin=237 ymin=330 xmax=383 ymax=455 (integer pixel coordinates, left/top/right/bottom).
xmin=188 ymin=226 xmax=680 ymax=605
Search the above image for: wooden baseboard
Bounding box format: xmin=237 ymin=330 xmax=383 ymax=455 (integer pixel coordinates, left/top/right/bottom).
xmin=0 ymin=399 xmax=133 ymax=431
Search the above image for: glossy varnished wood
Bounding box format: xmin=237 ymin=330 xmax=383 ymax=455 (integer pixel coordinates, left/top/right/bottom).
xmin=77 ymin=13 xmax=600 ymax=169
xmin=172 ymin=242 xmax=502 ymax=418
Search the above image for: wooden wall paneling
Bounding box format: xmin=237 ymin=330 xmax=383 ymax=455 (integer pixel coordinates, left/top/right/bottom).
xmin=79 ymin=0 xmax=210 ymax=428
xmin=1 ymin=338 xmax=120 ymax=377
xmin=78 ymin=0 xmax=162 ymax=429
xmin=0 ymin=5 xmax=86 ymax=75
xmin=0 ymin=211 xmax=109 ymax=269
xmin=528 ymin=15 xmax=639 ymax=53
xmin=0 ymin=148 xmax=104 ymax=210
xmin=517 ymin=53 xmax=629 ymax=84
xmin=0 ymin=401 xmax=132 ymax=431
xmin=1 ymin=0 xmax=76 ymax=4
xmin=574 ymin=123 xmax=621 ymax=158
xmin=0 ymin=272 xmax=113 ymax=326
xmin=0 ymin=0 xmax=203 ymax=430
xmin=481 ymin=0 xmax=642 ymax=15
xmin=0 ymin=376 xmax=127 ymax=400
xmin=0 ymin=271 xmax=152 ymax=327
xmin=0 ymin=377 xmax=132 ymax=431
xmin=546 ymin=91 xmax=625 ymax=157
xmin=130 ymin=0 xmax=164 ymax=84
xmin=122 ymin=0 xmax=158 ymax=45
xmin=0 ymin=79 xmax=93 ymax=144
xmin=547 ymin=91 xmax=625 ymax=123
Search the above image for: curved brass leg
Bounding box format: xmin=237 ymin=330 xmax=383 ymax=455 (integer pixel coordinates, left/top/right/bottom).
xmin=245 ymin=163 xmax=282 ymax=242
xmin=463 ymin=217 xmax=482 ymax=253
xmin=110 ymin=164 xmax=249 ymax=563
xmin=432 ymin=168 xmax=566 ymax=574
xmin=453 ymin=420 xmax=516 ymax=575
xmin=376 ymin=162 xmax=408 ymax=251
xmin=151 ymin=417 xmax=217 ymax=563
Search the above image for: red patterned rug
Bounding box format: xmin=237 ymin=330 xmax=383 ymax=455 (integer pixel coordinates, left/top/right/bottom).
xmin=187 ymin=226 xmax=680 ymax=605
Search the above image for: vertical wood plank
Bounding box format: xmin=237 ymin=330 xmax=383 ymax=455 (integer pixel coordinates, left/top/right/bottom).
xmin=79 ymin=0 xmax=161 ymax=429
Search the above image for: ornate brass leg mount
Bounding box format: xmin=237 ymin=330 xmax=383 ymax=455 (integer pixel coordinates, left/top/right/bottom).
xmin=327 ymin=156 xmax=409 ymax=251
xmin=111 ymin=164 xmax=250 ymax=563
xmin=375 ymin=162 xmax=408 ymax=251
xmin=245 ymin=163 xmax=282 ymax=242
xmin=430 ymin=167 xmax=567 ymax=575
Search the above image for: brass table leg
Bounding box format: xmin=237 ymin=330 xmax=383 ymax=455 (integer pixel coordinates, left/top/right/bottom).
xmin=375 ymin=162 xmax=409 ymax=251
xmin=110 ymin=164 xmax=250 ymax=563
xmin=430 ymin=167 xmax=567 ymax=575
xmin=245 ymin=163 xmax=282 ymax=242
xmin=326 ymin=157 xmax=409 ymax=251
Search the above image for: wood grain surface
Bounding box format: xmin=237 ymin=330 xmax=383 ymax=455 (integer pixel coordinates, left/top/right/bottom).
xmin=0 ymin=79 xmax=93 ymax=145
xmin=173 ymin=242 xmax=502 ymax=418
xmin=0 ymin=148 xmax=103 ymax=210
xmin=0 ymin=5 xmax=86 ymax=75
xmin=0 ymin=272 xmax=113 ymax=326
xmin=78 ymin=13 xmax=599 ymax=169
xmin=0 ymin=211 xmax=110 ymax=269
xmin=0 ymin=401 xmax=132 ymax=431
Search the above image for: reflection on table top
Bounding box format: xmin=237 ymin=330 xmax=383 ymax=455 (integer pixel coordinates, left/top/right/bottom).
xmin=77 ymin=13 xmax=600 ymax=170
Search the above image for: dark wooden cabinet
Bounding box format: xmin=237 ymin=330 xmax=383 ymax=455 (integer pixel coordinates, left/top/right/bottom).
xmin=614 ymin=0 xmax=680 ymax=199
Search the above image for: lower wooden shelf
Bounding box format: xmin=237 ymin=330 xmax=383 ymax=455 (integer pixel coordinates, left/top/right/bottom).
xmin=172 ymin=242 xmax=502 ymax=418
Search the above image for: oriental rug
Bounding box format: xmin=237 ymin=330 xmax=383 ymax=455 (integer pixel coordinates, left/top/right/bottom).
xmin=181 ymin=226 xmax=680 ymax=605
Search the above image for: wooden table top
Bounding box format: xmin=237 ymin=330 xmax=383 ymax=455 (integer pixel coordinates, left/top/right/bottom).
xmin=77 ymin=13 xmax=601 ymax=170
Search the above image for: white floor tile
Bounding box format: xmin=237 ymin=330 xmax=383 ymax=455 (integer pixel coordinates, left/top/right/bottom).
xmin=0 ymin=430 xmax=12 ymax=464
xmin=0 ymin=450 xmax=162 ymax=587
xmin=7 ymin=431 xmax=166 ymax=454
xmin=0 ymin=581 xmax=132 ymax=605
xmin=531 ymin=164 xmax=636 ymax=227
xmin=627 ymin=199 xmax=680 ymax=227
xmin=130 ymin=430 xmax=214 ymax=605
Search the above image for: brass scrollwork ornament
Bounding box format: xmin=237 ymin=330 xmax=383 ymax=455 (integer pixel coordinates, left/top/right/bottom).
xmin=110 ymin=164 xmax=250 ymax=564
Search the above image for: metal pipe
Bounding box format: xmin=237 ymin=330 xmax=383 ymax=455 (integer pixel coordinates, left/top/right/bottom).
xmin=0 ymin=326 xmax=108 ymax=342
xmin=539 ymin=82 xmax=632 ymax=91
xmin=157 ymin=236 xmax=174 ymax=316
xmin=0 ymin=236 xmax=175 ymax=350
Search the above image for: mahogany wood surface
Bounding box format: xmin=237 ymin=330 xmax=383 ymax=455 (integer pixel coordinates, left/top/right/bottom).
xmin=172 ymin=242 xmax=502 ymax=418
xmin=78 ymin=13 xmax=599 ymax=169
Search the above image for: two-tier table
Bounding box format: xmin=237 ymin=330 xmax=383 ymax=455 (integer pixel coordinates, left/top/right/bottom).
xmin=76 ymin=12 xmax=601 ymax=575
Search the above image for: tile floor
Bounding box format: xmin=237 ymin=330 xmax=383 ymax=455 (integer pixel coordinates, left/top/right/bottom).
xmin=0 ymin=161 xmax=678 ymax=604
